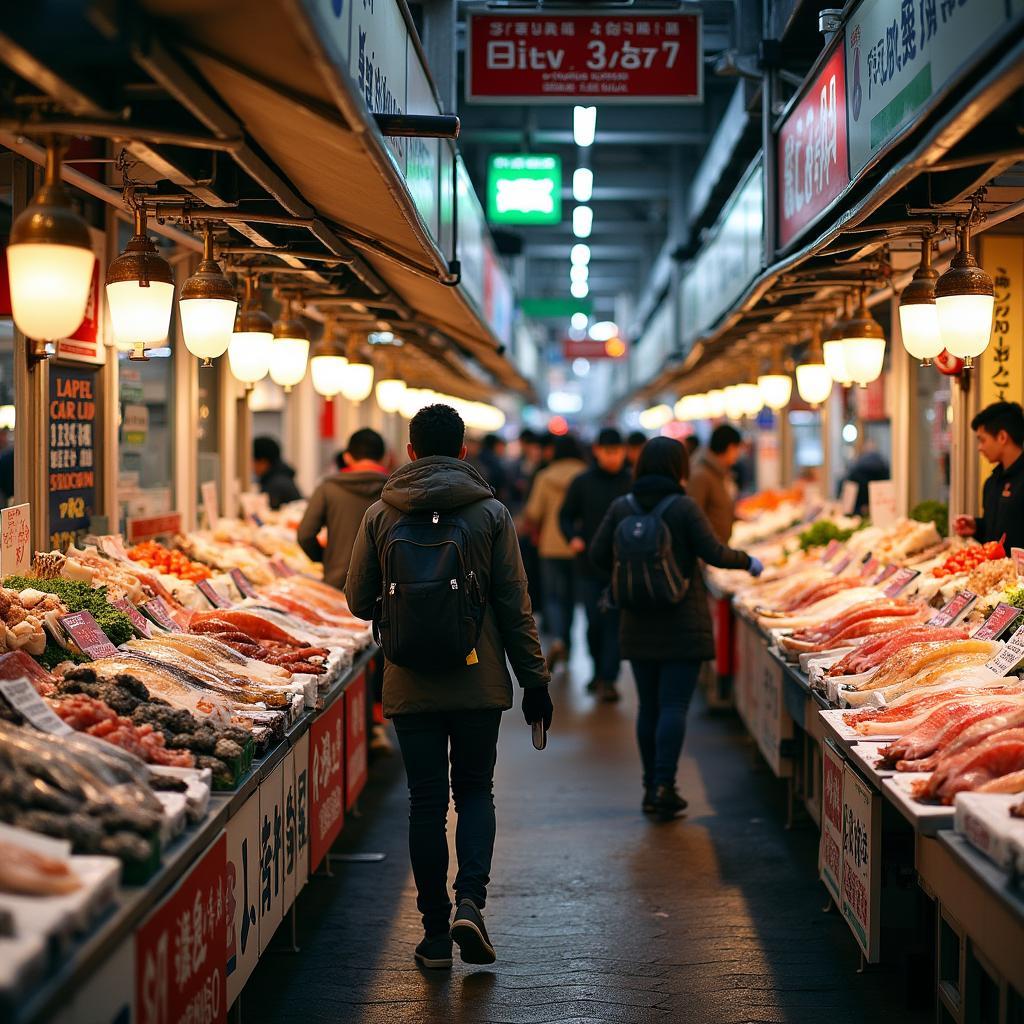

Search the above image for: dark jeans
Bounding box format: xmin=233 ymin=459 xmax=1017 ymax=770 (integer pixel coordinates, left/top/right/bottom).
xmin=392 ymin=709 xmax=502 ymax=936
xmin=630 ymin=659 xmax=700 ymax=789
xmin=540 ymin=557 xmax=577 ymax=648
xmin=578 ymin=574 xmax=621 ymax=682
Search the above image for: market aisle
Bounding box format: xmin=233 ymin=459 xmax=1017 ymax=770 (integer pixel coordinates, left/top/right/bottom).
xmin=242 ymin=652 xmax=926 ymax=1024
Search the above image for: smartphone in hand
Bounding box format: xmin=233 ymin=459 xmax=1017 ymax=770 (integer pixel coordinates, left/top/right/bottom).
xmin=532 ymin=719 xmax=547 ymax=751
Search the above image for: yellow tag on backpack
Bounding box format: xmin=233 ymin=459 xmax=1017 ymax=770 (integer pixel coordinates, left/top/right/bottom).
xmin=465 ymin=648 xmax=479 ymax=666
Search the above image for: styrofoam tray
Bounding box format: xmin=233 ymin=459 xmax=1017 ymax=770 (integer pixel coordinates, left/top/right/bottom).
xmin=801 ymin=648 xmax=856 ymax=675
xmin=882 ymin=773 xmax=955 ymax=834
xmin=149 ymin=765 xmax=212 ymax=822
xmin=157 ymin=791 xmax=188 ymax=844
xmin=0 ymin=934 xmax=47 ymax=998
xmin=954 ymin=792 xmax=1024 ymax=873
xmin=849 ymin=740 xmax=898 ymax=779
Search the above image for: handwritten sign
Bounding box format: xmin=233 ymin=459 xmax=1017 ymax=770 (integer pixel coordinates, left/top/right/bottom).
xmin=0 ymin=503 xmax=31 ymax=578
xmin=839 ymin=480 xmax=859 ymax=516
xmin=819 ymin=741 xmax=844 ymax=904
xmin=48 ymin=364 xmax=97 ymax=550
xmin=225 ymin=791 xmax=259 ymax=1005
xmin=841 ymin=764 xmax=880 ymax=962
xmin=229 ymin=569 xmax=259 ymax=600
xmin=112 ymin=597 xmax=153 ymax=639
xmin=58 ymin=611 xmax=118 ymax=659
xmin=927 ymin=591 xmax=978 ymax=629
xmin=973 ymin=604 xmax=1024 ymax=642
xmin=197 ymin=579 xmax=231 ymax=609
xmin=201 ymin=480 xmax=219 ymax=529
xmin=867 ymin=480 xmax=897 ymax=529
xmin=882 ymin=568 xmax=919 ymax=598
xmin=0 ymin=677 xmax=72 ymax=735
xmin=984 ymin=623 xmax=1024 ymax=677
xmin=142 ymin=598 xmax=181 ymax=633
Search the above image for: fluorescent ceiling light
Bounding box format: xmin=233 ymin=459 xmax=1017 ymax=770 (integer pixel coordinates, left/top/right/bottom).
xmin=570 ymin=312 xmax=588 ymax=330
xmin=588 ymin=320 xmax=618 ymax=341
xmin=572 ymin=206 xmax=593 ymax=239
xmin=570 ymin=264 xmax=589 ymax=284
xmin=570 ymin=243 xmax=591 ymax=266
xmin=572 ymin=167 xmax=593 ymax=202
xmin=573 ymin=106 xmax=597 ymax=147
xmin=570 ymin=280 xmax=589 ymax=299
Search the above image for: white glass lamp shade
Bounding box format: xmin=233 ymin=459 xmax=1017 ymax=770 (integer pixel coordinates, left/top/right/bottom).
xmin=758 ymin=373 xmax=792 ymax=410
xmin=705 ymin=389 xmax=726 ymax=418
xmin=399 ymin=388 xmax=426 ymax=419
xmin=375 ymin=377 xmax=407 ymax=413
xmin=340 ymin=361 xmax=374 ymax=402
xmin=842 ymin=337 xmax=886 ymax=386
xmin=822 ymin=339 xmax=852 ymax=385
xmin=180 ymin=297 xmax=237 ymax=361
xmin=795 ymin=363 xmax=833 ymax=406
xmin=736 ymin=382 xmax=763 ymax=416
xmin=638 ymin=404 xmax=672 ymax=430
xmin=899 ymin=302 xmax=944 ymax=361
xmin=8 ymin=243 xmax=95 ymax=340
xmin=310 ymin=354 xmax=348 ymax=397
xmin=269 ymin=337 xmax=310 ymax=390
xmin=106 ymin=279 xmax=175 ymax=352
xmin=723 ymin=386 xmax=746 ymax=421
xmin=674 ymin=396 xmax=692 ymax=421
xmin=228 ymin=329 xmax=273 ymax=384
xmin=936 ymin=293 xmax=994 ymax=359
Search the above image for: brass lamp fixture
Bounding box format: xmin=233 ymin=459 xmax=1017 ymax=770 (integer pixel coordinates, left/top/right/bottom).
xmin=269 ymin=297 xmax=310 ymax=392
xmin=935 ymin=212 xmax=994 ymax=367
xmin=841 ymin=285 xmax=887 ymax=387
xmin=7 ymin=137 xmax=96 ymax=359
xmin=340 ymin=332 xmax=375 ymax=402
xmin=757 ymin=340 xmax=793 ymax=410
xmin=309 ymin=318 xmax=349 ymax=398
xmin=823 ymin=295 xmax=853 ymax=386
xmin=899 ymin=236 xmax=943 ymax=366
xmin=228 ymin=274 xmax=273 ymax=385
xmin=179 ymin=224 xmax=237 ymax=365
xmin=795 ymin=324 xmax=833 ymax=407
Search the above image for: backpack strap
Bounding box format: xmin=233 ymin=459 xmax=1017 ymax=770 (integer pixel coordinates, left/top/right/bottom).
xmin=625 ymin=494 xmax=643 ymax=515
xmin=651 ymin=494 xmax=682 ymax=519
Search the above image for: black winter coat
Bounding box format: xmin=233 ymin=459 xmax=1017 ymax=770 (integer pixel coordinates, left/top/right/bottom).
xmin=558 ymin=465 xmax=633 ymax=579
xmin=590 ymin=475 xmax=752 ymax=662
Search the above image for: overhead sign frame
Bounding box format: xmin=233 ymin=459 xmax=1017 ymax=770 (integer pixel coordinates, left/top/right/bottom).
xmin=486 ymin=154 xmax=562 ymax=225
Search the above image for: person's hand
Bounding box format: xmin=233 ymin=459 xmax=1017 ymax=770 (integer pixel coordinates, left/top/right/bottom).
xmin=748 ymin=556 xmax=764 ymax=577
xmin=522 ymin=685 xmax=553 ymax=730
xmin=569 ymin=537 xmax=587 ymax=555
xmin=953 ymin=514 xmax=977 ymax=537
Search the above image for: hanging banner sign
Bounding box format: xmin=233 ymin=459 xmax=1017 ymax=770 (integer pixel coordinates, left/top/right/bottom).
xmin=777 ymin=40 xmax=850 ymax=249
xmin=0 ymin=503 xmax=31 ymax=578
xmin=135 ymin=832 xmax=227 ymax=1024
xmin=345 ymin=673 xmax=368 ymax=811
xmin=845 ymin=0 xmax=1015 ymax=177
xmin=309 ymin=695 xmax=345 ymax=872
xmin=819 ymin=742 xmax=844 ymax=904
xmin=127 ymin=512 xmax=183 ymax=544
xmin=487 ymin=154 xmax=562 ymax=225
xmin=48 ymin=364 xmax=98 ymax=551
xmin=841 ymin=765 xmax=881 ymax=962
xmin=466 ymin=11 xmax=703 ymax=103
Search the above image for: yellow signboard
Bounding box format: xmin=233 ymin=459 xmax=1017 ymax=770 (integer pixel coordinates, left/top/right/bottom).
xmin=976 ymin=236 xmax=1024 ymax=494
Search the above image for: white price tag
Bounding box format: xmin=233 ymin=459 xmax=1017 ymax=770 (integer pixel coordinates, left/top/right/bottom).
xmin=200 ymin=479 xmax=219 ymax=528
xmin=840 ymin=480 xmax=859 ymax=516
xmin=867 ymin=480 xmax=897 ymax=529
xmin=0 ymin=677 xmax=72 ymax=735
xmin=985 ymin=623 xmax=1024 ymax=676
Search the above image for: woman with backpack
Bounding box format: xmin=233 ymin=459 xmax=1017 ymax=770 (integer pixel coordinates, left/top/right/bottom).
xmin=590 ymin=436 xmax=763 ymax=821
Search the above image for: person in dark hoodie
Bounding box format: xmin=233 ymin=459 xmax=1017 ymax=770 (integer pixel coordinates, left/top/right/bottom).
xmin=346 ymin=404 xmax=552 ymax=970
xmin=297 ymin=428 xmax=389 ymax=589
xmin=591 ymin=437 xmax=762 ymax=821
xmin=253 ymin=436 xmax=302 ymax=509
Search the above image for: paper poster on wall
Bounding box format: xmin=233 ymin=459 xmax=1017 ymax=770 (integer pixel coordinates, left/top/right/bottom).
xmin=201 ymin=480 xmax=219 ymax=529
xmin=225 ymin=793 xmax=260 ymax=1006
xmin=48 ymin=364 xmax=98 ymax=551
xmin=0 ymin=503 xmax=31 ymax=577
xmin=867 ymin=479 xmax=897 ymax=528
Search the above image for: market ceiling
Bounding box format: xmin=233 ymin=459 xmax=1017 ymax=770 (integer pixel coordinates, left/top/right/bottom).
xmin=0 ymin=1 xmax=528 ymax=401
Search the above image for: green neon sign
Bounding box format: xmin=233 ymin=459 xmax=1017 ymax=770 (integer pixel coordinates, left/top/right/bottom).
xmin=487 ymin=154 xmax=562 ymax=225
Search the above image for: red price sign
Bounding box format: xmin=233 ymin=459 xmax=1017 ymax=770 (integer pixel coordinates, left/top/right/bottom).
xmin=112 ymin=598 xmax=153 ymax=639
xmin=308 ymin=694 xmax=344 ymax=872
xmin=136 ymin=833 xmax=227 ymax=1024
xmin=229 ymin=569 xmax=259 ymax=600
xmin=882 ymin=568 xmax=920 ymax=598
xmin=345 ymin=673 xmax=368 ymax=811
xmin=973 ymin=603 xmax=1023 ymax=641
xmin=927 ymin=590 xmax=978 ymax=629
xmin=466 ymin=11 xmax=702 ymax=103
xmin=197 ymin=580 xmax=231 ymax=609
xmin=143 ymin=598 xmax=182 ymax=633
xmin=59 ymin=610 xmax=118 ymax=659
xmin=127 ymin=512 xmax=183 ymax=544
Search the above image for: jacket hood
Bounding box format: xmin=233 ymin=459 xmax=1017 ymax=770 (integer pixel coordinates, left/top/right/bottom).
xmin=633 ymin=474 xmax=685 ymax=509
xmin=382 ymin=456 xmax=493 ymax=512
xmin=324 ymin=470 xmax=388 ymax=501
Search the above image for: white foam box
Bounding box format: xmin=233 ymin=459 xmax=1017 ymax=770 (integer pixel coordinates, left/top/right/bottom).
xmin=849 ymin=740 xmax=898 ymax=779
xmin=818 ymin=708 xmax=902 ymax=747
xmin=149 ymin=765 xmax=212 ymax=822
xmin=882 ymin=773 xmax=955 ymax=835
xmin=801 ymin=647 xmax=855 ymax=676
xmin=0 ymin=934 xmax=47 ymax=999
xmin=156 ymin=791 xmax=188 ymax=844
xmin=954 ymin=792 xmax=1024 ymax=873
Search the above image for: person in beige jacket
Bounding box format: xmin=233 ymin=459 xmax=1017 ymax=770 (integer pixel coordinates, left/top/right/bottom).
xmin=524 ymin=434 xmax=587 ymax=667
xmin=688 ymin=424 xmax=743 ymax=544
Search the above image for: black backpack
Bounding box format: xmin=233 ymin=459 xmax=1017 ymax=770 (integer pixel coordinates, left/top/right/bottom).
xmin=611 ymin=495 xmax=690 ymax=611
xmin=373 ymin=510 xmax=485 ymax=670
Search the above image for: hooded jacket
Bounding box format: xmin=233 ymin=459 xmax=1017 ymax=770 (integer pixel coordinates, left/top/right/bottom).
xmin=345 ymin=456 xmax=550 ymax=716
xmin=590 ymin=475 xmax=752 ymax=662
xmin=524 ymin=457 xmax=587 ymax=558
xmin=259 ymin=459 xmax=302 ymax=510
xmin=687 ymin=450 xmax=737 ymax=544
xmin=296 ymin=469 xmax=389 ymax=589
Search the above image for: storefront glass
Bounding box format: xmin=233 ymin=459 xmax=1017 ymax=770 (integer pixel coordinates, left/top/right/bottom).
xmin=0 ymin=154 xmax=16 ymax=506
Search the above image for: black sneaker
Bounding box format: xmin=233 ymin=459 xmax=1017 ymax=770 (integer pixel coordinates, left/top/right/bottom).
xmin=450 ymin=898 xmax=496 ymax=965
xmin=586 ymin=676 xmax=600 ymax=694
xmin=414 ymin=933 xmax=453 ymax=969
xmin=653 ymin=785 xmax=688 ymax=821
xmin=599 ymin=682 xmax=620 ymax=703
xmin=642 ymin=787 xmax=657 ymax=814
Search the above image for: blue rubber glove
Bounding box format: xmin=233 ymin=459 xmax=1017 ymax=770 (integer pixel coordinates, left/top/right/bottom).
xmin=748 ymin=556 xmax=764 ymax=577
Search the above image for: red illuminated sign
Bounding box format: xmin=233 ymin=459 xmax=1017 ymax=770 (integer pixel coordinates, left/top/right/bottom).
xmin=309 ymin=694 xmax=344 ymax=871
xmin=466 ymin=12 xmax=702 ymax=103
xmin=344 ymin=673 xmax=368 ymax=811
xmin=562 ymin=339 xmax=627 ymax=360
xmin=777 ymin=42 xmax=850 ymax=250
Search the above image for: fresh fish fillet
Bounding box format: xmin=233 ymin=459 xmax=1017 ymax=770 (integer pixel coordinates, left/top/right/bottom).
xmin=827 ymin=626 xmax=970 ymax=677
xmin=853 ymin=640 xmax=999 ymax=692
xmin=788 ymin=599 xmax=920 ymax=641
xmin=757 ymin=588 xmax=882 ymax=631
xmin=881 ymin=700 xmax=1023 ymax=765
xmin=190 ymin=608 xmax=306 ymax=646
xmin=783 ymin=611 xmax=929 ymax=654
xmin=844 ymin=688 xmax=1022 ymax=735
xmin=976 ymin=769 xmax=1024 ymax=794
xmin=915 ymin=735 xmax=1024 ymax=803
xmin=900 ymin=704 xmax=1024 ymax=771
xmin=0 ymin=839 xmax=80 ymax=895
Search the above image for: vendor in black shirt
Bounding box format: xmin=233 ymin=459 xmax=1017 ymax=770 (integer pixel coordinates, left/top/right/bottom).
xmin=954 ymin=401 xmax=1024 ymax=551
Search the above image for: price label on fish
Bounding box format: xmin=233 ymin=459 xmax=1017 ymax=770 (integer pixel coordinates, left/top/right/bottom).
xmin=860 ymin=555 xmax=879 ymax=580
xmin=0 ymin=677 xmax=72 ymax=735
xmin=229 ymin=569 xmax=259 ymax=600
xmin=871 ymin=564 xmax=898 ymax=586
xmin=820 ymin=540 xmax=841 ymax=563
xmin=840 ymin=480 xmax=859 ymax=516
xmin=197 ymin=579 xmax=231 ymax=609
xmin=927 ymin=590 xmax=978 ymax=629
xmin=112 ymin=597 xmax=153 ymax=638
xmin=882 ymin=568 xmax=920 ymax=598
xmin=1012 ymin=546 xmax=1024 ymax=577
xmin=58 ymin=610 xmax=119 ymax=659
xmin=142 ymin=597 xmax=181 ymax=632
xmin=972 ymin=603 xmax=1023 ymax=641
xmin=831 ymin=555 xmax=852 ymax=576
xmin=984 ymin=623 xmax=1024 ymax=676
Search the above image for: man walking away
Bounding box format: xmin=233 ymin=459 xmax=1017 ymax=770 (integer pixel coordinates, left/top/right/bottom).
xmin=688 ymin=424 xmax=743 ymax=544
xmin=477 ymin=433 xmax=510 ymax=504
xmin=559 ymin=427 xmax=631 ymax=702
xmin=297 ymin=428 xmax=389 ymax=590
xmin=346 ymin=404 xmax=552 ymax=969
xmin=253 ymin=436 xmax=302 ymax=509
xmin=626 ymin=430 xmax=647 ymax=469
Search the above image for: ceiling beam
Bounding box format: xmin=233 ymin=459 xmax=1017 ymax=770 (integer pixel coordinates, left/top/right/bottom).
xmin=466 ymin=129 xmax=708 ymax=147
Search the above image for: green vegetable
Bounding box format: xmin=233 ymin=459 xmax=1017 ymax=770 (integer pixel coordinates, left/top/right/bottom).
xmin=1007 ymin=586 xmax=1024 ymax=612
xmin=910 ymin=500 xmax=948 ymax=538
xmin=38 ymin=639 xmax=88 ymax=671
xmin=3 ymin=575 xmax=134 ymax=647
xmin=797 ymin=520 xmax=860 ymax=552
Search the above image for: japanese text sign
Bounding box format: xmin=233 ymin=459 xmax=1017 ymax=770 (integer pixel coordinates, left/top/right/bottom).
xmin=136 ymin=832 xmax=227 ymax=1024
xmin=984 ymin=623 xmax=1024 ymax=676
xmin=112 ymin=598 xmax=153 ymax=639
xmin=882 ymin=567 xmax=920 ymax=598
xmin=972 ymin=603 xmax=1023 ymax=641
xmin=258 ymin=760 xmax=286 ymax=955
xmin=127 ymin=513 xmax=183 ymax=544
xmin=309 ymin=693 xmax=345 ymax=871
xmin=927 ymin=590 xmax=978 ymax=628
xmin=0 ymin=677 xmax=72 ymax=735
xmin=143 ymin=598 xmax=182 ymax=633
xmin=345 ymin=673 xmax=368 ymax=811
xmin=466 ymin=11 xmax=702 ymax=103
xmin=778 ymin=41 xmax=849 ymax=249
xmin=59 ymin=611 xmax=118 ymax=659
xmin=841 ymin=765 xmax=880 ymax=962
xmin=225 ymin=793 xmax=259 ymax=1006
xmin=0 ymin=503 xmax=31 ymax=578
xmin=819 ymin=742 xmax=844 ymax=904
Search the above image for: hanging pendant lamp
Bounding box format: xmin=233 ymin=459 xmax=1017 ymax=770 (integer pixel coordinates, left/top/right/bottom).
xmin=935 ymin=217 xmax=994 ymax=367
xmin=795 ymin=324 xmax=833 ymax=407
xmin=179 ymin=224 xmax=237 ymax=365
xmin=340 ymin=332 xmax=375 ymax=402
xmin=269 ymin=298 xmax=310 ymax=391
xmin=375 ymin=349 xmax=406 ymax=412
xmin=705 ymin=389 xmax=726 ymax=419
xmin=309 ymin=320 xmax=349 ymax=397
xmin=899 ymin=237 xmax=943 ymax=366
xmin=7 ymin=137 xmax=95 ymax=350
xmin=106 ymin=202 xmax=175 ymax=360
xmin=841 ymin=286 xmax=887 ymax=387
xmin=757 ymin=341 xmax=792 ymax=410
xmin=823 ymin=295 xmax=853 ymax=386
xmin=228 ymin=274 xmax=273 ymax=384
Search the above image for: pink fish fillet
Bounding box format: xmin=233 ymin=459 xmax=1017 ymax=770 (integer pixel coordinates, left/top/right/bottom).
xmin=827 ymin=626 xmax=969 ymax=676
xmin=882 ymin=701 xmax=1021 ymax=766
xmin=900 ymin=704 xmax=1024 ymax=772
xmin=914 ymin=731 xmax=1024 ymax=803
xmin=843 ymin=688 xmax=1021 ymax=734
